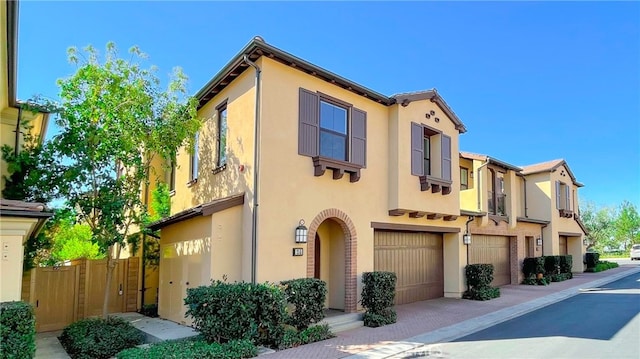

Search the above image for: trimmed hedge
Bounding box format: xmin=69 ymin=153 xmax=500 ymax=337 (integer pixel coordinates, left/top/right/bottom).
xmin=116 ymin=338 xmax=257 ymax=359
xmin=559 ymin=255 xmax=573 ymax=274
xmin=184 ymin=281 xmax=285 ymax=347
xmin=522 ymin=257 xmax=546 ymax=279
xmin=585 ymin=260 xmax=619 ymax=272
xmin=463 ymin=264 xmax=500 ymax=301
xmin=279 ymin=324 xmax=335 ymax=349
xmin=361 ymin=272 xmax=397 ymax=327
xmin=280 ymin=278 xmax=327 ymax=330
xmin=523 ymin=255 xmax=573 ymax=285
xmin=0 ymin=301 xmax=36 ymax=359
xmin=585 ymin=252 xmax=600 ymax=269
xmin=59 ymin=317 xmax=144 ymax=359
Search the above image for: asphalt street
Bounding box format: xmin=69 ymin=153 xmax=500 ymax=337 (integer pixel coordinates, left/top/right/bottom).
xmin=397 ymin=271 xmax=640 ymax=359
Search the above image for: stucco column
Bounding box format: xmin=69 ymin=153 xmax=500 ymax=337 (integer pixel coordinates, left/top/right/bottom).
xmin=443 ymin=232 xmax=466 ymax=298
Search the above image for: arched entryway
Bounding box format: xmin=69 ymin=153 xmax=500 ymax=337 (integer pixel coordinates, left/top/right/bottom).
xmin=306 ymin=209 xmax=357 ymax=313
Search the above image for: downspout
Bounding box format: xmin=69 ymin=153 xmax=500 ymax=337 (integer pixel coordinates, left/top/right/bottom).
xmin=522 ymin=175 xmax=528 ymax=218
xmin=464 ymin=216 xmax=474 ymax=266
xmin=244 ymin=55 xmax=262 ymax=284
xmin=14 ymin=106 xmax=22 ymax=156
xmin=140 ymin=170 xmax=150 ymax=310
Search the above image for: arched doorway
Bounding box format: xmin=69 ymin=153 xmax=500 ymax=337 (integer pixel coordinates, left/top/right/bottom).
xmin=307 ymin=209 xmax=357 ymax=313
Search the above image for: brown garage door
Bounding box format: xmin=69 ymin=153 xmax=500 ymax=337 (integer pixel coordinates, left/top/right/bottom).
xmin=559 ymin=236 xmax=568 ymax=255
xmin=374 ymin=230 xmax=444 ymax=305
xmin=469 ymin=235 xmax=511 ymax=286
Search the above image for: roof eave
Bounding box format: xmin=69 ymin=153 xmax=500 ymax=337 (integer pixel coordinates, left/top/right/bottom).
xmin=195 ymin=38 xmax=392 ymax=109
xmin=393 ymin=90 xmax=467 ymax=133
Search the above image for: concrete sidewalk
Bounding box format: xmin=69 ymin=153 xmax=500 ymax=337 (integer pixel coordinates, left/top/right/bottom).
xmin=266 ymin=263 xmax=640 ymax=359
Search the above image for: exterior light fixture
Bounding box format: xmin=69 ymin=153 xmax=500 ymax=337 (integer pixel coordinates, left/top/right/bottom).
xmin=536 ymin=237 xmax=543 ymax=246
xmin=295 ymin=219 xmax=308 ymax=244
xmin=583 ymin=238 xmax=589 ymax=246
xmin=463 ymin=233 xmax=472 ymax=245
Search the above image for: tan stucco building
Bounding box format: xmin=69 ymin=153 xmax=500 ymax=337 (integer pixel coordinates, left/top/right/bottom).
xmin=148 ymin=37 xmax=587 ymax=324
xmin=0 ymin=0 xmax=52 ymax=302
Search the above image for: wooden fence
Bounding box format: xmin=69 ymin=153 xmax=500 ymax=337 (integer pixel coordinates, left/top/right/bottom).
xmin=21 ymin=257 xmax=139 ymax=332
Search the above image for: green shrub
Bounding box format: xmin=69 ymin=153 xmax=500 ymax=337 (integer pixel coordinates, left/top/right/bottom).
xmin=59 ymin=316 xmax=144 ymax=359
xmin=184 ymin=281 xmax=285 ymax=347
xmin=280 ymin=278 xmax=326 ymax=330
xmin=140 ymin=304 xmax=158 ymax=318
xmin=463 ymin=264 xmax=500 ymax=300
xmin=522 ymin=257 xmax=546 ymax=278
xmin=0 ymin=301 xmax=36 ymax=359
xmin=544 ymin=256 xmax=561 ymax=276
xmin=278 ymin=324 xmax=334 ymax=349
xmin=361 ymin=272 xmax=397 ymax=327
xmin=559 ymin=255 xmax=573 ymax=274
xmin=116 ymin=338 xmax=257 ymax=359
xmin=585 ymin=260 xmax=619 ymax=272
xmin=550 ymin=273 xmax=573 ymax=282
xmin=363 ymin=309 xmax=397 ymax=328
xmin=585 ymin=252 xmax=600 ymax=269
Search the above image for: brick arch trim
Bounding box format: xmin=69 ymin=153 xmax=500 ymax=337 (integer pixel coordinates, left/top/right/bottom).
xmin=306 ymin=208 xmax=358 ymax=313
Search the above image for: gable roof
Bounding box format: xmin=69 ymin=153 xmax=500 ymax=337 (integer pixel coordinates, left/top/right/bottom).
xmin=521 ymin=159 xmax=584 ymax=187
xmin=460 ymin=151 xmax=522 ymax=172
xmin=195 ymin=36 xmax=466 ymax=133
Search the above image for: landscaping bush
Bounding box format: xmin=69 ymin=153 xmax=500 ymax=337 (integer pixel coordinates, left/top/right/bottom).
xmin=280 ymin=278 xmax=327 ymax=330
xmin=544 ymin=256 xmax=561 ymax=276
xmin=184 ymin=281 xmax=285 ymax=347
xmin=279 ymin=324 xmax=334 ymax=349
xmin=59 ymin=316 xmax=144 ymax=359
xmin=550 ymin=273 xmax=573 ymax=282
xmin=585 ymin=260 xmax=619 ymax=273
xmin=116 ymin=338 xmax=257 ymax=359
xmin=361 ymin=272 xmax=397 ymax=327
xmin=462 ymin=264 xmax=500 ymax=301
xmin=559 ymin=255 xmax=573 ymax=274
xmin=140 ymin=304 xmax=158 ymax=318
xmin=585 ymin=252 xmax=600 ymax=269
xmin=0 ymin=301 xmax=36 ymax=359
xmin=522 ymin=256 xmax=549 ymax=285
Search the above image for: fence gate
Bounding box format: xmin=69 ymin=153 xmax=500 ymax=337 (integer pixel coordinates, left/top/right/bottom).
xmin=32 ymin=266 xmax=79 ymax=332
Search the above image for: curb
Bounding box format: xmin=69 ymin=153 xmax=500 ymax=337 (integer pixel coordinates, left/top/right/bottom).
xmin=345 ymin=266 xmax=640 ymax=359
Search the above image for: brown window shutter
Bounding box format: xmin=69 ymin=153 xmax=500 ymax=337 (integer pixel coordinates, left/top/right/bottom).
xmin=351 ymin=108 xmax=367 ymax=167
xmin=565 ymin=184 xmax=571 ymax=210
xmin=555 ymin=181 xmax=561 ymax=209
xmin=411 ymin=122 xmax=423 ymax=176
xmin=298 ymin=88 xmax=319 ymax=156
xmin=441 ymin=134 xmax=452 ymax=181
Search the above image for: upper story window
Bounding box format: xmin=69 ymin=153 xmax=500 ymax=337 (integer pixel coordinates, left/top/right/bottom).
xmin=556 ymin=181 xmax=573 ymax=217
xmin=165 ymin=159 xmax=176 ymax=193
xmin=488 ymin=169 xmax=506 ymax=216
xmin=319 ymin=100 xmax=348 ymax=161
xmin=460 ymin=167 xmax=468 ymax=190
xmin=298 ymin=88 xmax=367 ymax=182
xmin=411 ymin=123 xmax=452 ymax=194
xmin=217 ymin=103 xmax=228 ymax=167
xmin=190 ymin=131 xmax=199 ymax=182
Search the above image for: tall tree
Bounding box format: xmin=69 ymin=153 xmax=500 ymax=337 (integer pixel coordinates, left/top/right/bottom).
xmin=579 ymin=201 xmax=615 ymax=251
xmin=614 ymin=201 xmax=640 ymax=251
xmin=47 ymin=43 xmax=200 ymax=318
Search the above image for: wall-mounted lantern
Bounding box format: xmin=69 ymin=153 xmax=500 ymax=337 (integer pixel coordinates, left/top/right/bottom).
xmin=295 ymin=219 xmax=308 ymax=244
xmin=583 ymin=238 xmax=589 ymax=246
xmin=463 ymin=233 xmax=472 ymax=245
xmin=536 ymin=237 xmax=543 ymax=247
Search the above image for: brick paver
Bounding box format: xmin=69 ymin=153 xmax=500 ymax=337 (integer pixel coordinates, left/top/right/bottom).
xmin=265 ymin=264 xmax=639 ymax=358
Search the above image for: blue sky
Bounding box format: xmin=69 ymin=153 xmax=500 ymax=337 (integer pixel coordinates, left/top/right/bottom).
xmin=16 ymin=2 xmax=639 ymax=208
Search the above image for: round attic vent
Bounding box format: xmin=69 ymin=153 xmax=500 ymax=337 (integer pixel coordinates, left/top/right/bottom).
xmin=254 ymin=36 xmax=265 ymax=42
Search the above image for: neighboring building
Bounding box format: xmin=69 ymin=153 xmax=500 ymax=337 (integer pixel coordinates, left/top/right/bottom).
xmin=522 ymin=159 xmax=587 ymax=271
xmin=148 ymin=37 xmax=587 ymax=324
xmin=0 ymin=0 xmax=52 ymax=301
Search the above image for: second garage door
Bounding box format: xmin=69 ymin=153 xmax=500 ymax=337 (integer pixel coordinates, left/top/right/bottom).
xmin=469 ymin=235 xmax=511 ymax=286
xmin=374 ymin=230 xmax=444 ymax=305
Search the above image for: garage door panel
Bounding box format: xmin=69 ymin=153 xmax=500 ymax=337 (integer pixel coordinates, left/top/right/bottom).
xmin=469 ymin=235 xmax=510 ymax=286
xmin=374 ymin=231 xmax=444 ymax=305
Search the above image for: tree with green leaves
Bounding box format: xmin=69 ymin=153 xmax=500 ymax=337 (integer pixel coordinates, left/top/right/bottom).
xmin=579 ymin=201 xmax=615 ymax=252
xmin=614 ymin=201 xmax=640 ymax=251
xmin=46 ymin=43 xmax=200 ymax=318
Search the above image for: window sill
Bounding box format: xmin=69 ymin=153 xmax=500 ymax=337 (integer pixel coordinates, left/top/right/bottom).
xmin=489 ymin=214 xmax=509 ymax=224
xmin=559 ymin=209 xmax=574 ymax=218
xmin=419 ymin=175 xmax=452 ymax=195
xmin=187 ymin=178 xmax=198 ymax=187
xmin=212 ymin=163 xmax=227 ymax=175
xmin=312 ymin=156 xmax=363 ymax=183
